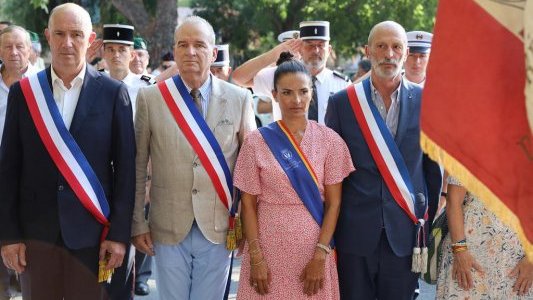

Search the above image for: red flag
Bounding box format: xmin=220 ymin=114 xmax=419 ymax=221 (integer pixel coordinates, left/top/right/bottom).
xmin=421 ymin=0 xmax=533 ymax=259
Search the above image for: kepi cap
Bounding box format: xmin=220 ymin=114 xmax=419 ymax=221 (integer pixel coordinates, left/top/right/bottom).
xmin=277 ymin=30 xmax=299 ymax=43
xmin=133 ymin=37 xmax=147 ymax=50
xmin=299 ymin=21 xmax=330 ymax=41
xmin=407 ymin=31 xmax=433 ymax=53
xmin=212 ymin=44 xmax=230 ymax=67
xmin=103 ymin=24 xmax=134 ymax=45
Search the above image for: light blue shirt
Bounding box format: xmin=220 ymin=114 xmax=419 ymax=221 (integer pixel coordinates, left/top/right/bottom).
xmin=369 ymin=78 xmax=401 ymax=137
xmin=183 ymin=75 xmax=212 ymax=119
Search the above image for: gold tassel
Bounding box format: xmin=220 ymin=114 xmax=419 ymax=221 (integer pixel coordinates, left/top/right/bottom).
xmin=235 ymin=215 xmax=243 ymax=241
xmin=98 ymin=255 xmax=114 ymax=283
xmin=226 ymin=229 xmax=237 ymax=251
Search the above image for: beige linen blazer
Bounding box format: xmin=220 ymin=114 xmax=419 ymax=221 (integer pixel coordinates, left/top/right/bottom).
xmin=132 ymin=76 xmax=256 ymax=245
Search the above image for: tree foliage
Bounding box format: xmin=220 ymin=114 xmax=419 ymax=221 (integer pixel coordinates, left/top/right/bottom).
xmin=193 ymin=0 xmax=437 ymax=64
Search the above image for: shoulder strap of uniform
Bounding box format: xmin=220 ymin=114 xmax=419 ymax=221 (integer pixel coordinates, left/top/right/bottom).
xmin=140 ymin=75 xmax=157 ymax=85
xmin=333 ymin=70 xmax=350 ymax=82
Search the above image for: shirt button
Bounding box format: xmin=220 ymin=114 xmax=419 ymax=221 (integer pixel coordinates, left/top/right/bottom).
xmin=192 ymin=189 xmax=198 ymax=195
xmin=193 ymin=162 xmax=198 ymax=168
xmin=58 ymin=185 xmax=64 ymax=191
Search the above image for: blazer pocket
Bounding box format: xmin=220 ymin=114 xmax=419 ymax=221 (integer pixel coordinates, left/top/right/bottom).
xmin=213 ymin=123 xmax=235 ymax=150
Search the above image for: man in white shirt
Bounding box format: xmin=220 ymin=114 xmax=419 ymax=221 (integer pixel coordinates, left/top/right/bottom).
xmin=0 ymin=25 xmax=38 ymax=147
xmin=102 ymin=24 xmax=155 ymax=116
xmin=404 ymin=31 xmax=433 ymax=86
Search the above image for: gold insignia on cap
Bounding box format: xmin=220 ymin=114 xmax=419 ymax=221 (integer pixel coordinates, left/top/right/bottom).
xmin=117 ymin=32 xmax=120 ymax=37
xmin=293 ymin=32 xmax=300 ymax=39
xmin=314 ymin=28 xmax=318 ymax=34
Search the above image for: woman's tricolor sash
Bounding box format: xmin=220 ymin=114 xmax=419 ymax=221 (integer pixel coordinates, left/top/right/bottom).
xmin=259 ymin=121 xmax=324 ymax=226
xmin=347 ymin=81 xmax=424 ymax=224
xmin=19 ymin=70 xmax=111 ymax=236
xmin=156 ymin=76 xmax=233 ymax=212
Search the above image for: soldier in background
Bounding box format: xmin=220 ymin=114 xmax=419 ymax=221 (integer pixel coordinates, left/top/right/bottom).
xmin=130 ymin=37 xmax=150 ymax=75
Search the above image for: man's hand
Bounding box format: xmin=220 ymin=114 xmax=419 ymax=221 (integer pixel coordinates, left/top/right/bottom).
xmin=132 ymin=233 xmax=155 ymax=256
xmin=1 ymin=243 xmax=27 ymax=273
xmin=86 ymin=38 xmax=103 ymax=63
xmin=99 ymin=240 xmax=126 ymax=270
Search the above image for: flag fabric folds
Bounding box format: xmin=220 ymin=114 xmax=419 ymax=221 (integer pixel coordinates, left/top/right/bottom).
xmin=421 ymin=0 xmax=533 ymax=259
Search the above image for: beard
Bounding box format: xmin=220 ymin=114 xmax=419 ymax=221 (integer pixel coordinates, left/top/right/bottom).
xmin=304 ymin=55 xmax=326 ymax=71
xmin=371 ymin=57 xmax=402 ymax=79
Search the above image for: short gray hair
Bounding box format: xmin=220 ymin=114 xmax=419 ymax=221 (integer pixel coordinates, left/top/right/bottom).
xmin=0 ymin=25 xmax=31 ymax=48
xmin=175 ymin=16 xmax=216 ymax=46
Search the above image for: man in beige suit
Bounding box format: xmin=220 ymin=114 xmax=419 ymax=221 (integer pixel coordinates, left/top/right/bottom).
xmin=131 ymin=16 xmax=256 ymax=299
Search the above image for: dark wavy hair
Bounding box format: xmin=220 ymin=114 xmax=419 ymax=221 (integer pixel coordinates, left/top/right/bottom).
xmin=273 ymin=51 xmax=311 ymax=91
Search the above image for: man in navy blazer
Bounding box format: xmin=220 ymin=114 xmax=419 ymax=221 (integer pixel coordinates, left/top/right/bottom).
xmin=325 ymin=21 xmax=441 ymax=300
xmin=0 ymin=4 xmax=135 ymax=299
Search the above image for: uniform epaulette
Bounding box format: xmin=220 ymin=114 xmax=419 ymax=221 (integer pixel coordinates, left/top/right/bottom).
xmin=333 ymin=70 xmax=349 ymax=82
xmin=140 ymin=75 xmax=157 ymax=85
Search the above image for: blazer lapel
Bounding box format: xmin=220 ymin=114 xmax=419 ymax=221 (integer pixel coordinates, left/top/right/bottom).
xmin=69 ymin=65 xmax=102 ymax=135
xmin=394 ymin=80 xmax=414 ymax=144
xmin=205 ymin=76 xmax=227 ymax=131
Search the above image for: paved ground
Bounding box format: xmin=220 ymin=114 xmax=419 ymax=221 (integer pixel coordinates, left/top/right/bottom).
xmin=134 ymin=257 xmax=436 ymax=300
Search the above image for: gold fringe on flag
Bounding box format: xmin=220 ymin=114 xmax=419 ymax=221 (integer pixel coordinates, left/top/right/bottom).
xmin=421 ymin=132 xmax=533 ymax=262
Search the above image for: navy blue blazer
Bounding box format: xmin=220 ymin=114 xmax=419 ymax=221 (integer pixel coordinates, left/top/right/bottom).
xmin=325 ymin=78 xmax=441 ymax=257
xmin=0 ymin=65 xmax=136 ymax=250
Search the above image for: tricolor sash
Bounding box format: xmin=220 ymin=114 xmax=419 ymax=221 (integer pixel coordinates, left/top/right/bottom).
xmin=259 ymin=121 xmax=324 ymax=226
xmin=156 ymin=75 xmax=233 ymax=212
xmin=20 ymin=70 xmax=111 ymax=235
xmin=347 ymin=81 xmax=425 ymax=224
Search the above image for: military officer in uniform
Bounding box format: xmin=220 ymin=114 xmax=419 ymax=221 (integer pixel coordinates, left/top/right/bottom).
xmin=404 ymin=31 xmax=433 ymax=86
xmin=210 ymin=44 xmax=232 ymax=82
xmin=101 ymin=23 xmax=155 ymax=300
xmin=299 ymin=20 xmax=351 ymax=124
xmin=130 ymin=37 xmax=151 ymax=76
xmin=103 ymin=25 xmax=155 ymax=116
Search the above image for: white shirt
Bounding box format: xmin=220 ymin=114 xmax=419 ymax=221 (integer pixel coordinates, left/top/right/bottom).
xmin=253 ymin=67 xmax=350 ymax=124
xmin=121 ymin=72 xmax=154 ymax=116
xmin=252 ymin=66 xmax=278 ymax=118
xmin=314 ymin=68 xmax=351 ymax=124
xmin=0 ymin=63 xmax=40 ymax=147
xmin=51 ymin=63 xmax=86 ymax=129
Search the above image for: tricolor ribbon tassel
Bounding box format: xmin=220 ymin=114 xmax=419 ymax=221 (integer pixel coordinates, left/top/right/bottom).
xmin=412 ymin=219 xmax=428 ymax=273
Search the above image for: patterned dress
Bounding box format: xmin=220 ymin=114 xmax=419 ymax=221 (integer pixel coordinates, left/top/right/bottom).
xmin=436 ymin=176 xmax=532 ymax=299
xmin=234 ymin=121 xmax=354 ymax=299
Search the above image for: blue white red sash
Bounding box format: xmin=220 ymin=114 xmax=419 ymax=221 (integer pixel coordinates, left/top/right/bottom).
xmin=347 ymin=81 xmax=424 ymax=224
xmin=157 ymin=76 xmax=233 ymax=211
xmin=259 ymin=121 xmax=324 ymax=226
xmin=19 ymin=70 xmax=111 ymax=238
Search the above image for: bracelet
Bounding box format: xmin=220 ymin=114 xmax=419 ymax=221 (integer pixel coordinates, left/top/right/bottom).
xmin=316 ymin=243 xmax=332 ymax=254
xmin=452 ymin=245 xmax=468 ymax=254
xmin=440 ymin=191 xmax=447 ymax=197
xmin=248 ymin=238 xmax=259 ymax=247
xmin=248 ymin=247 xmax=261 ymax=256
xmin=451 ymin=239 xmax=467 ymax=247
xmin=250 ymin=258 xmax=265 ymax=267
